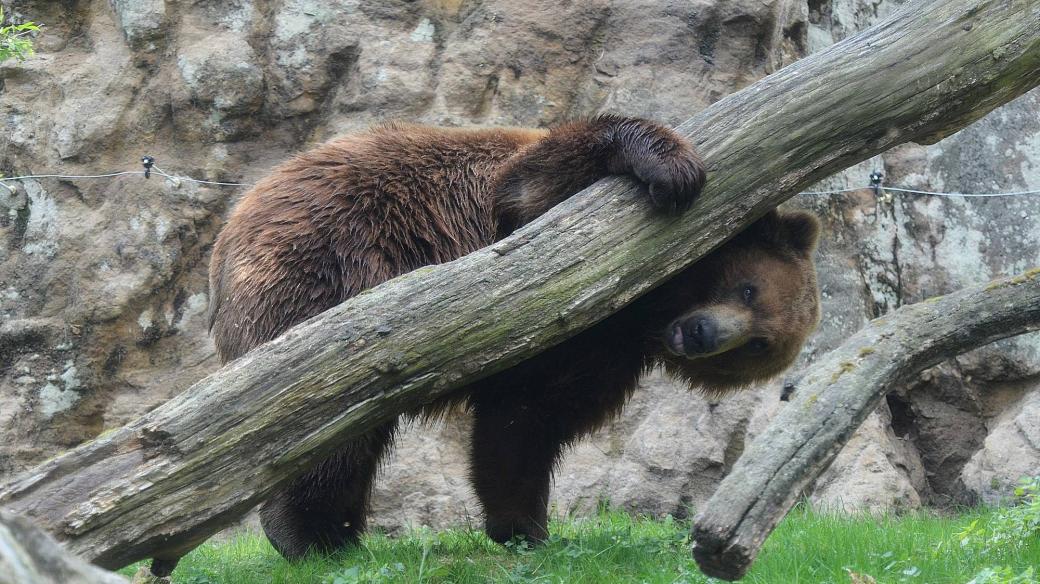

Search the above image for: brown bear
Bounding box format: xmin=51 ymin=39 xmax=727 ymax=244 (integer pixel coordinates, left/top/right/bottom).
xmin=206 ymin=115 xmax=820 ymax=560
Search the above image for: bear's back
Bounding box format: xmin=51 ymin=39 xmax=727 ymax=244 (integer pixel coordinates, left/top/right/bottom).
xmin=207 ymin=124 xmax=546 ymax=362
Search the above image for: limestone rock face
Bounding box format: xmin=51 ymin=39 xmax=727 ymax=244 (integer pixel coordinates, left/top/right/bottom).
xmin=0 ymin=0 xmax=1038 ymax=533
xmin=109 ymin=0 xmax=167 ymax=51
xmin=960 ymin=365 xmax=1040 ymax=504
xmin=177 ymin=35 xmax=264 ymax=115
xmin=810 ymin=409 xmax=926 ymax=513
xmin=552 ymin=372 xmax=764 ymax=519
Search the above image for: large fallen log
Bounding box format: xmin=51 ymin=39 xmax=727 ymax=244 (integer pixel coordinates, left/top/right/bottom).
xmin=0 ymin=511 xmax=127 ymax=584
xmin=1 ymin=0 xmax=1038 ymax=571
xmin=692 ymin=269 xmax=1040 ymax=580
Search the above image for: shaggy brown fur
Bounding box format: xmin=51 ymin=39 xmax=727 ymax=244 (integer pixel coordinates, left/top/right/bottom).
xmin=205 ymin=115 xmax=819 ymax=561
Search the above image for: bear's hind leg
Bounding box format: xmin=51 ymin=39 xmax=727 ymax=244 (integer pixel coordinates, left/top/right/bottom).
xmin=259 ymin=420 xmax=397 ymax=559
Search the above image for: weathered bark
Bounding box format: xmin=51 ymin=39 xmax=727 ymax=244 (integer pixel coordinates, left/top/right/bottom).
xmin=0 ymin=512 xmax=127 ymax=584
xmin=691 ymin=269 xmax=1040 ymax=580
xmin=1 ymin=0 xmax=1038 ymax=570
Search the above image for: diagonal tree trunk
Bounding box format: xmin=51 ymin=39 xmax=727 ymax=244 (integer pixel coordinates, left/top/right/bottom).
xmin=692 ymin=269 xmax=1040 ymax=580
xmin=1 ymin=0 xmax=1038 ymax=571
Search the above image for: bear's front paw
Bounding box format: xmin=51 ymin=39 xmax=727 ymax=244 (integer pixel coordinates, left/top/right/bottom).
xmin=485 ymin=515 xmax=549 ymax=545
xmin=640 ymin=152 xmax=707 ymax=213
xmin=612 ymin=119 xmax=706 ymax=213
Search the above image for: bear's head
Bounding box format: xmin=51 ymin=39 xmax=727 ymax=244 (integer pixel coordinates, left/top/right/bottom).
xmin=656 ymin=209 xmax=821 ymax=393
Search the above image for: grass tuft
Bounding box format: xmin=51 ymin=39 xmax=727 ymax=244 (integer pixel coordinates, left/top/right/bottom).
xmin=119 ymin=506 xmax=1040 ymax=583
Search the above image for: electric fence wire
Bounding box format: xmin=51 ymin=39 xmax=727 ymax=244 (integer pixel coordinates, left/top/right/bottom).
xmin=151 ymin=165 xmax=252 ymax=187
xmin=1 ymin=159 xmax=1039 ymax=199
xmin=0 ymin=162 xmax=252 ymax=194
xmin=801 ymin=185 xmax=1040 ymax=198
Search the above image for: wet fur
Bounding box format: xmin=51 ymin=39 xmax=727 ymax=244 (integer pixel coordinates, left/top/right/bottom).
xmin=206 ymin=116 xmax=817 ymax=560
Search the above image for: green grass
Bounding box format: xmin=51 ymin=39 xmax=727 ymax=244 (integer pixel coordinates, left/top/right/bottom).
xmin=119 ymin=507 xmax=1040 ymax=584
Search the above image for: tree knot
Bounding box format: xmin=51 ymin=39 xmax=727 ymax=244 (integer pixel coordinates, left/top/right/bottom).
xmin=138 ymin=427 xmax=181 ymax=459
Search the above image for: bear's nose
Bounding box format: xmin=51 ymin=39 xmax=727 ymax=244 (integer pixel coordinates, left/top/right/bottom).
xmin=683 ymin=316 xmax=718 ymax=354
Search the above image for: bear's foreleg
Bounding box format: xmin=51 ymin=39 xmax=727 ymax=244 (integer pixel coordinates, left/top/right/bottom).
xmin=259 ymin=420 xmax=398 ymax=559
xmin=468 ymin=400 xmax=562 ymax=544
xmin=493 ymin=115 xmax=706 ymax=223
xmin=467 ymin=375 xmax=633 ymax=545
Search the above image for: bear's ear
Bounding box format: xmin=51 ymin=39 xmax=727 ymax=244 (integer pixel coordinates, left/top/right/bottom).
xmin=744 ymin=209 xmax=782 ymax=239
xmin=777 ymin=211 xmax=821 ymax=257
xmin=743 ymin=209 xmax=821 ymax=257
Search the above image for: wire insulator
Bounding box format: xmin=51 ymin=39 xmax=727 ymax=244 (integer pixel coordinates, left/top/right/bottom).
xmin=141 ymin=156 xmax=156 ymax=179
xmin=869 ymin=171 xmax=884 ymax=197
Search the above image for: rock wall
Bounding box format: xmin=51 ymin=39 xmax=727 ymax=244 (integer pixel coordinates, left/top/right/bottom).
xmin=0 ymin=0 xmax=1038 ymax=533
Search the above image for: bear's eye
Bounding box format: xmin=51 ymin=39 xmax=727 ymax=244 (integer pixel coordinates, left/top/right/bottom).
xmin=747 ymin=338 xmax=770 ymax=354
xmin=742 ymin=284 xmax=757 ymax=305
